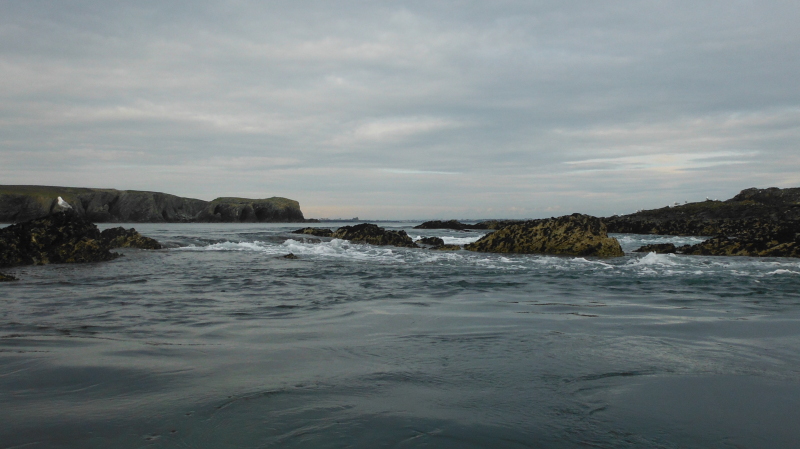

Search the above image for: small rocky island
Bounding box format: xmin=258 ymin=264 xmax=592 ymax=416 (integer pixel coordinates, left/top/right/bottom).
xmin=604 ymin=187 xmax=800 ymax=257
xmin=0 ymin=211 xmax=161 ymax=281
xmin=0 ymin=185 xmax=308 ymax=223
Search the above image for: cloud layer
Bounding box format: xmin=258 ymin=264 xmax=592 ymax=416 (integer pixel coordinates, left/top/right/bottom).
xmin=1 ymin=1 xmax=798 ymax=218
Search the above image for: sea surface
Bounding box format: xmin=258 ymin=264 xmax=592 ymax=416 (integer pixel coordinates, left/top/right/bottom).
xmin=2 ymin=222 xmax=800 ymax=448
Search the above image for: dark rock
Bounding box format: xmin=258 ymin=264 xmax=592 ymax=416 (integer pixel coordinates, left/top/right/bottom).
xmin=465 ymin=213 xmax=624 ymax=257
xmin=292 ymin=227 xmax=333 ymax=237
xmin=634 ymin=243 xmax=677 ymax=254
xmin=431 ymin=244 xmax=461 ymax=251
xmin=332 ymin=223 xmax=417 ymax=248
xmin=414 ymin=220 xmax=472 ymax=230
xmin=472 ymin=220 xmax=524 ymax=230
xmin=281 ymin=253 xmax=299 ymax=259
xmin=0 ymin=211 xmax=118 ymax=267
xmin=677 ymin=232 xmax=800 ymax=258
xmin=0 ymin=272 xmax=17 ymax=282
xmin=417 ymin=237 xmax=445 ymax=246
xmin=100 ymin=227 xmax=162 ymax=249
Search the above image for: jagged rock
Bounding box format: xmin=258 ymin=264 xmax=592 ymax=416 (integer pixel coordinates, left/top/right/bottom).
xmin=100 ymin=227 xmax=162 ymax=249
xmin=281 ymin=253 xmax=299 ymax=259
xmin=634 ymin=243 xmax=677 ymax=254
xmin=332 ymin=223 xmax=417 ymax=248
xmin=292 ymin=227 xmax=333 ymax=237
xmin=465 ymin=213 xmax=624 ymax=257
xmin=431 ymin=244 xmax=461 ymax=251
xmin=417 ymin=237 xmax=445 ymax=246
xmin=0 ymin=272 xmax=17 ymax=282
xmin=0 ymin=211 xmax=118 ymax=267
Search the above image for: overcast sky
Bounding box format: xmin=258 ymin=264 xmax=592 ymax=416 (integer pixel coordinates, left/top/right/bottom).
xmin=1 ymin=1 xmax=798 ymax=219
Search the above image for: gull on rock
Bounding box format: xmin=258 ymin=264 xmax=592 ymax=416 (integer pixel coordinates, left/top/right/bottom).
xmin=57 ymin=196 xmax=72 ymax=210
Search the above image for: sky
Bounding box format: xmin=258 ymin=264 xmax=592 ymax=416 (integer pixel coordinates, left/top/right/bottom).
xmin=1 ymin=1 xmax=799 ymax=219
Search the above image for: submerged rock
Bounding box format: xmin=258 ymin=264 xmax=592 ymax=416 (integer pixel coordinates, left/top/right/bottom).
xmin=634 ymin=243 xmax=677 ymax=254
xmin=0 ymin=211 xmax=118 ymax=267
xmin=100 ymin=227 xmax=162 ymax=249
xmin=465 ymin=213 xmax=624 ymax=257
xmin=292 ymin=227 xmax=333 ymax=237
xmin=281 ymin=253 xmax=299 ymax=259
xmin=0 ymin=272 xmax=17 ymax=282
xmin=332 ymin=223 xmax=417 ymax=248
xmin=414 ymin=220 xmax=472 ymax=231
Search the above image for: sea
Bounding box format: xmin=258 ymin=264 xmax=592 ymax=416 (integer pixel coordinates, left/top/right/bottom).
xmin=1 ymin=222 xmax=800 ymax=449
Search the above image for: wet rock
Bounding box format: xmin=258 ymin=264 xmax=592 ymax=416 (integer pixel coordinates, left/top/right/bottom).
xmin=0 ymin=211 xmax=118 ymax=267
xmin=431 ymin=244 xmax=461 ymax=251
xmin=677 ymin=234 xmax=800 ymax=258
xmin=465 ymin=213 xmax=624 ymax=257
xmin=417 ymin=237 xmax=445 ymax=246
xmin=292 ymin=227 xmax=333 ymax=237
xmin=0 ymin=272 xmax=17 ymax=282
xmin=634 ymin=243 xmax=677 ymax=254
xmin=100 ymin=227 xmax=162 ymax=249
xmin=472 ymin=220 xmax=523 ymax=230
xmin=281 ymin=253 xmax=299 ymax=259
xmin=332 ymin=223 xmax=417 ymax=248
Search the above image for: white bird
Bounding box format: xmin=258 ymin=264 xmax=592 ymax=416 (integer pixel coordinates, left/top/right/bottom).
xmin=57 ymin=196 xmax=72 ymax=210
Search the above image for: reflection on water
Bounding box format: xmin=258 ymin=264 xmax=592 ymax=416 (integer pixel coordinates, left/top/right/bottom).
xmin=1 ymin=223 xmax=799 ymax=448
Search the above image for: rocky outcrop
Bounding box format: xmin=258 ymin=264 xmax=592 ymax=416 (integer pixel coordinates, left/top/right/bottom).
xmin=292 ymin=227 xmax=334 ymax=237
xmin=0 ymin=186 xmax=307 ymax=223
xmin=465 ymin=214 xmax=624 ymax=257
xmin=100 ymin=227 xmax=162 ymax=249
xmin=331 ymin=223 xmax=417 ymax=248
xmin=0 ymin=212 xmax=119 ymax=267
xmin=414 ymin=219 xmax=522 ymax=231
xmin=0 ymin=272 xmax=17 ymax=282
xmin=417 ymin=237 xmax=445 ymax=246
xmin=604 ymin=187 xmax=800 ymax=236
xmin=634 ymin=243 xmax=677 ymax=254
xmin=414 ymin=220 xmax=474 ymax=231
xmin=676 ymin=236 xmax=800 ymax=258
xmin=432 ymin=244 xmax=461 ymax=251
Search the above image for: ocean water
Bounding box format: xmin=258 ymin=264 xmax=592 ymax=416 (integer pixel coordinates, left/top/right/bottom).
xmin=2 ymin=222 xmax=800 ymax=448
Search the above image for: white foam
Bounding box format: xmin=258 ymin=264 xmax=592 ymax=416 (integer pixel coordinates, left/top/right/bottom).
xmin=629 ymin=252 xmax=678 ymax=266
xmin=765 ymin=269 xmax=800 ymax=276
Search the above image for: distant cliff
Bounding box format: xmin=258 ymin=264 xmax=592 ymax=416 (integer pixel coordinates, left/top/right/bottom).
xmin=0 ymin=186 xmax=306 ymax=223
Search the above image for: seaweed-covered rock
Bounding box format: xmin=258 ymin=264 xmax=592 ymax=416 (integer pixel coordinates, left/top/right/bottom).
xmin=292 ymin=227 xmax=333 ymax=237
xmin=100 ymin=227 xmax=162 ymax=249
xmin=0 ymin=211 xmax=118 ymax=267
xmin=677 ymin=235 xmax=800 ymax=258
xmin=417 ymin=237 xmax=445 ymax=246
xmin=0 ymin=272 xmax=17 ymax=282
xmin=465 ymin=214 xmax=624 ymax=257
xmin=472 ymin=220 xmax=523 ymax=230
xmin=281 ymin=253 xmax=299 ymax=259
xmin=431 ymin=244 xmax=461 ymax=251
xmin=332 ymin=223 xmax=417 ymax=248
xmin=634 ymin=243 xmax=677 ymax=254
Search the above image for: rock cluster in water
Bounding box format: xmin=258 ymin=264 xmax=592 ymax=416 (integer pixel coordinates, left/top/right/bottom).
xmin=292 ymin=227 xmax=334 ymax=237
xmin=465 ymin=214 xmax=624 ymax=257
xmin=0 ymin=185 xmax=307 ymax=223
xmin=634 ymin=243 xmax=677 ymax=254
xmin=415 ymin=236 xmax=460 ymax=251
xmin=0 ymin=212 xmax=163 ymax=278
xmin=610 ymin=187 xmax=800 ymax=258
xmin=331 ymin=223 xmax=417 ymax=248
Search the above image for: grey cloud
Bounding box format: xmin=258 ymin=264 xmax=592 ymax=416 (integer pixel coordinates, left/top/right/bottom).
xmin=1 ymin=1 xmax=798 ymax=218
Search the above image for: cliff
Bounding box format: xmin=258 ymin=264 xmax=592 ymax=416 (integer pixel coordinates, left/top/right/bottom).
xmin=0 ymin=186 xmax=306 ymax=223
